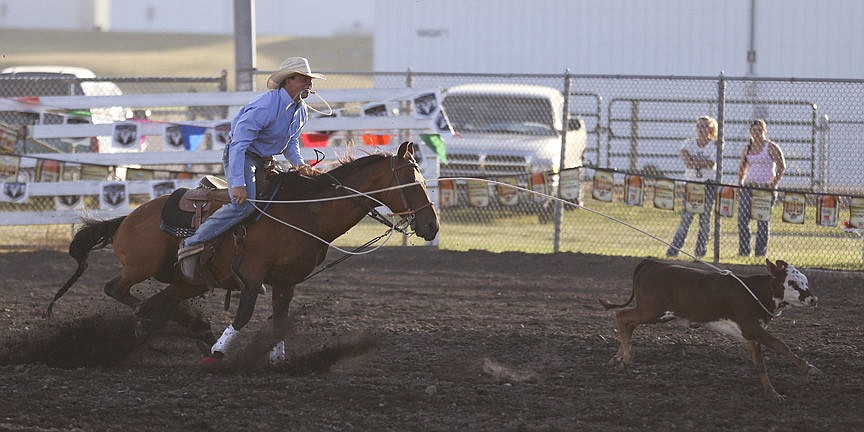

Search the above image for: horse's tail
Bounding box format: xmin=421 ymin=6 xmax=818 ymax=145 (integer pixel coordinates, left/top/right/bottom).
xmin=44 ymin=216 xmax=126 ymax=318
xmin=597 ymin=259 xmax=650 ymax=310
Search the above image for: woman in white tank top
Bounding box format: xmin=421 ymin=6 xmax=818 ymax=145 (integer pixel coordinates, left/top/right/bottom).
xmin=667 ymin=116 xmax=718 ymax=258
xmin=736 ymin=119 xmax=786 ymax=257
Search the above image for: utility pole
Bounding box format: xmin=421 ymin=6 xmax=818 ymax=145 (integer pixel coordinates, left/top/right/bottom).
xmin=747 ymin=0 xmax=757 ymax=76
xmin=233 ymin=0 xmax=256 ymax=91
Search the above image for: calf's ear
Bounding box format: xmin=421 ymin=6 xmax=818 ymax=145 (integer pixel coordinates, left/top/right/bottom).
xmin=766 ymin=259 xmax=779 ymax=276
xmin=765 ymin=259 xmax=787 ymax=277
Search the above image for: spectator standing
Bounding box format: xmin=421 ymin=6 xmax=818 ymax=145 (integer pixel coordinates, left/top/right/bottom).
xmin=667 ymin=116 xmax=718 ymax=257
xmin=737 ymin=119 xmax=786 ymax=257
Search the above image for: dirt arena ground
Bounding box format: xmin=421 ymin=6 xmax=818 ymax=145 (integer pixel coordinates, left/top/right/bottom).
xmin=1 ymin=247 xmax=862 ymax=431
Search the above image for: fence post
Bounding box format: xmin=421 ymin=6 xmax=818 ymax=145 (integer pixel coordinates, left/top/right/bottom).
xmin=713 ymin=72 xmax=726 ymax=263
xmin=219 ymin=69 xmax=228 ymax=92
xmin=401 ymin=68 xmax=414 ymax=247
xmin=554 ymin=70 xmax=572 ymax=254
xmin=809 ymin=103 xmax=818 ymax=191
xmin=816 ymin=113 xmax=830 ymax=192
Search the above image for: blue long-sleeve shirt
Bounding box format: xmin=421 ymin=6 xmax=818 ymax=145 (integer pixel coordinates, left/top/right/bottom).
xmin=227 ymin=87 xmax=307 ymax=187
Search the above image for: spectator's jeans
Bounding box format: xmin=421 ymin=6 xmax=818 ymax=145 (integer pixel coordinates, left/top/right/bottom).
xmin=737 ymin=186 xmax=776 ymax=256
xmin=184 ymin=146 xmax=263 ymax=246
xmin=668 ymin=182 xmax=716 ymax=257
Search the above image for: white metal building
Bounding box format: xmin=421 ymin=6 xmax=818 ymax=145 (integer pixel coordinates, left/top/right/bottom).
xmin=4 ymin=0 xmax=860 ymax=78
xmin=373 ymin=0 xmax=864 ymax=78
xmin=0 ymin=0 xmax=374 ymax=37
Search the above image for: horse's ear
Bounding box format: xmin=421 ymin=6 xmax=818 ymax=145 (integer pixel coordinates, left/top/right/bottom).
xmin=397 ymin=141 xmax=414 ymax=159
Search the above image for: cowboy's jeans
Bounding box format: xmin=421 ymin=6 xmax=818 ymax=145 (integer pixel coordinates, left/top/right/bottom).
xmin=667 ymin=183 xmax=716 ymax=257
xmin=184 ymin=147 xmax=263 ymax=246
xmin=738 ymin=186 xmax=775 ymax=256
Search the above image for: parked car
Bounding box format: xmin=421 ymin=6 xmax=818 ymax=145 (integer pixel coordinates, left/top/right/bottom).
xmin=0 ymin=66 xmax=127 ymax=153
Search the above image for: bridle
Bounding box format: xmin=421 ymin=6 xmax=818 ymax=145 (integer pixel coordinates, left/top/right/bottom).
xmin=318 ymin=153 xmax=434 ymax=235
xmin=286 ymin=154 xmax=435 ymax=282
xmin=386 ymin=155 xmax=434 ymax=219
xmin=363 ymin=155 xmax=434 ymax=236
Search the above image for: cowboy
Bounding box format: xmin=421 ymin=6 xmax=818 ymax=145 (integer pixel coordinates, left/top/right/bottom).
xmin=177 ymin=57 xmax=325 ymax=279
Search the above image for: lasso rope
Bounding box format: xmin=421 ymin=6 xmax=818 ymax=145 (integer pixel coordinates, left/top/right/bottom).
xmin=250 ymin=176 xmax=778 ymax=316
xmin=304 ymin=91 xmax=334 ymax=116
xmin=248 ymin=182 xmax=405 ymax=255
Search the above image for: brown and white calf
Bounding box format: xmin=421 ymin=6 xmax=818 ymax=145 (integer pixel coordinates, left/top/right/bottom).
xmin=599 ymin=258 xmax=819 ymax=400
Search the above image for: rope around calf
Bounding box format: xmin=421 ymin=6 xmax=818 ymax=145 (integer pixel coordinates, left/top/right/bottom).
xmin=250 ymin=177 xmax=778 ymax=316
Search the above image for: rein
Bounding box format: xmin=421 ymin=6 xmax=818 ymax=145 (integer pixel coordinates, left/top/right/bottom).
xmin=317 ymin=156 xmax=432 ymax=235
xmin=249 ymin=154 xmax=434 ymax=255
xmin=300 ymin=230 xmax=395 ymax=282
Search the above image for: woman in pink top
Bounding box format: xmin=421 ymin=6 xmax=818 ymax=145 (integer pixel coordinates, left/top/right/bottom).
xmin=737 ymin=119 xmax=786 ymax=257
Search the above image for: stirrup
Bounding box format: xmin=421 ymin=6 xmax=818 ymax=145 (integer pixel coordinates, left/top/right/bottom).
xmin=178 ymin=242 xmax=205 ymax=279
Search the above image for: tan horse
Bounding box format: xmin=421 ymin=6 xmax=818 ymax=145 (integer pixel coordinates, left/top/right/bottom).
xmin=49 ymin=142 xmax=439 ymax=358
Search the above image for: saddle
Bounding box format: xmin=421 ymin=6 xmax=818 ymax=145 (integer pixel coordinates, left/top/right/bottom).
xmin=178 ymin=177 xmax=231 ymax=228
xmin=160 ymin=177 xmax=230 ymax=238
xmin=160 ymin=170 xmax=277 ymax=238
xmin=162 ymin=169 xmax=284 ymax=311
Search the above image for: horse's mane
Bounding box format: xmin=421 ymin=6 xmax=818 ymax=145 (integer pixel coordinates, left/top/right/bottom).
xmin=269 ymin=151 xmax=394 ymax=200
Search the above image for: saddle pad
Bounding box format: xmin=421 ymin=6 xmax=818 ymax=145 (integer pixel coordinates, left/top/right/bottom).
xmin=161 ymin=187 xmax=194 ymax=229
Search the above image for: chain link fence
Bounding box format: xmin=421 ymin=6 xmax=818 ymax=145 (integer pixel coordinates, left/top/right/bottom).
xmin=2 ymin=70 xmax=862 ymax=270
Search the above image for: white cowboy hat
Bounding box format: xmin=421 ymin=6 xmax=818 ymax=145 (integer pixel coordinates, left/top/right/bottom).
xmin=266 ymin=57 xmax=326 ymax=89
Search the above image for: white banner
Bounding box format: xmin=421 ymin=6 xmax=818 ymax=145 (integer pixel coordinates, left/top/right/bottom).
xmin=850 ymin=197 xmax=864 ymax=229
xmin=212 ymin=121 xmax=231 ymax=151
xmin=111 ymin=122 xmax=140 ymax=152
xmin=653 ymin=179 xmax=675 ymax=210
xmin=99 ymin=181 xmax=129 ymax=210
xmin=1 ymin=181 xmax=29 ymax=203
xmin=559 ymin=169 xmax=581 ymax=201
xmin=467 ymin=180 xmax=489 ymax=207
xmin=150 ymin=180 xmax=178 ymax=199
xmin=782 ymin=192 xmax=806 ymax=224
xmin=624 ymin=175 xmax=643 ymax=206
xmin=496 ymin=177 xmax=519 ymax=206
xmin=163 ymin=124 xmax=186 ymax=151
xmin=591 ymin=171 xmax=614 ymax=202
xmin=684 ymin=183 xmax=706 ymax=214
xmin=751 ymin=189 xmax=773 ymax=222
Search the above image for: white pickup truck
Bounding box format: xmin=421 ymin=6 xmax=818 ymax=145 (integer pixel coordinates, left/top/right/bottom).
xmin=435 ymin=83 xmax=587 ymax=216
xmin=438 ymin=83 xmax=586 ymax=178
xmin=0 ymin=65 xmax=127 ymax=154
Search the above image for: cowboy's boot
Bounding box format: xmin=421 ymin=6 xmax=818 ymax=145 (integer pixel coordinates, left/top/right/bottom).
xmin=178 ymin=241 xmax=205 ymax=280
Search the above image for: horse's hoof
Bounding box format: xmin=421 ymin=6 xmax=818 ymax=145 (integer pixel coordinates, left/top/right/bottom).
xmin=807 ymin=365 xmax=823 ymax=376
xmin=607 ymin=355 xmax=628 ymax=369
xmin=767 ymin=390 xmax=786 ymax=402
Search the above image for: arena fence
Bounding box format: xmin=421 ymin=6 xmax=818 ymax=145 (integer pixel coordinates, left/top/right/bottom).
xmin=1 ymin=71 xmax=863 ymax=271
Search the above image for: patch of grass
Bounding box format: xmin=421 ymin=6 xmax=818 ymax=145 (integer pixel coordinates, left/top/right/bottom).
xmin=329 ymin=200 xmax=862 ymax=270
